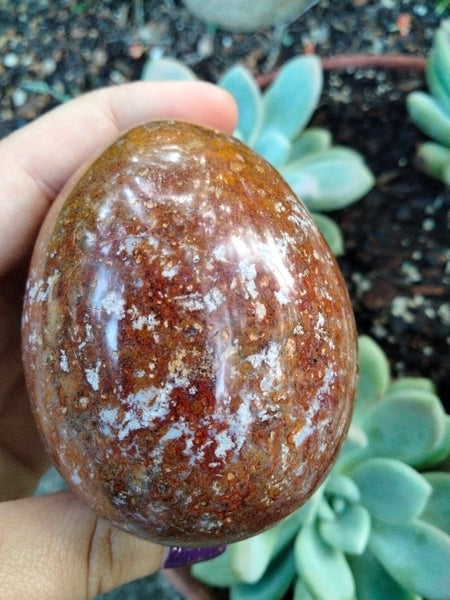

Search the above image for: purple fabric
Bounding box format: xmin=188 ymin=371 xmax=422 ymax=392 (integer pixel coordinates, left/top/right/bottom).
xmin=163 ymin=545 xmax=227 ymax=568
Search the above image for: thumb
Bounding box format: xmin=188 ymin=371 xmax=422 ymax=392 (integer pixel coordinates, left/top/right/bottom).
xmin=0 ymin=491 xmax=164 ymax=600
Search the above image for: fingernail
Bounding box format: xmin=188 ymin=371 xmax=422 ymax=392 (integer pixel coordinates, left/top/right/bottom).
xmin=162 ymin=545 xmax=226 ymax=569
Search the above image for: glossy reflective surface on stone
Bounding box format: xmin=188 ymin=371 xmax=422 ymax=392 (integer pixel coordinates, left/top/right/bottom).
xmin=22 ymin=121 xmax=357 ymax=546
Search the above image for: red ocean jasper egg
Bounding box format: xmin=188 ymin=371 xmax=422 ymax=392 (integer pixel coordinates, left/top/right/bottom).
xmin=22 ymin=121 xmax=357 ymax=546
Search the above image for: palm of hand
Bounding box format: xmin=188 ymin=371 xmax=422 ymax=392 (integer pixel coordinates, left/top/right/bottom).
xmin=0 ymin=267 xmax=50 ymax=501
xmin=0 ymin=81 xmax=237 ymax=600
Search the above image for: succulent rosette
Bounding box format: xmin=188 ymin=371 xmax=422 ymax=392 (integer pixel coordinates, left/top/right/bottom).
xmin=407 ymin=19 xmax=450 ymax=185
xmin=142 ymin=54 xmax=375 ymax=256
xmin=192 ymin=335 xmax=450 ymax=600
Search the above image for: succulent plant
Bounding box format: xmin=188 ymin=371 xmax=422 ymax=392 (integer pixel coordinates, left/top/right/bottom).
xmin=141 ymin=55 xmax=375 ymax=256
xmin=192 ymin=335 xmax=450 ymax=600
xmin=435 ymin=0 xmax=450 ymax=16
xmin=407 ymin=19 xmax=450 ymax=185
xmin=181 ymin=0 xmax=319 ymax=33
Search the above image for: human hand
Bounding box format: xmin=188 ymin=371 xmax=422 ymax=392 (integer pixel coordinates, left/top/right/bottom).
xmin=0 ymin=81 xmax=237 ymax=600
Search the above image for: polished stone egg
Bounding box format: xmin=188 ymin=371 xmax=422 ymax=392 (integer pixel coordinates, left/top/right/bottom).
xmin=22 ymin=120 xmax=357 ymax=546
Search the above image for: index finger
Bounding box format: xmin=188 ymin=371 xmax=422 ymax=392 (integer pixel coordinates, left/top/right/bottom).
xmin=0 ymin=81 xmax=238 ymax=276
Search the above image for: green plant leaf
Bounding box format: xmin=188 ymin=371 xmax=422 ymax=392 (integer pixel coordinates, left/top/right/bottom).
xmin=418 ymin=416 xmax=450 ymax=469
xmin=349 ymin=549 xmax=421 ymax=600
xmin=319 ymin=503 xmax=371 ymax=554
xmin=353 ymin=335 xmax=390 ymax=423
xmin=292 ymin=484 xmax=327 ymax=527
xmin=192 ymin=547 xmax=241 ymax=587
xmin=229 ymin=529 xmax=279 ymax=584
xmin=421 ymin=472 xmax=450 ymax=535
xmin=271 ymin=508 xmax=311 ymax=558
xmin=407 ymin=91 xmax=450 ymax=148
xmin=325 ymin=473 xmax=361 ymax=505
xmin=388 ymin=377 xmax=436 ymax=395
xmin=20 ymin=80 xmax=72 ymax=103
xmin=294 ymin=522 xmax=355 ymax=600
xmin=362 ymin=389 xmax=447 ymax=467
xmin=141 ymin=57 xmax=197 ymax=81
xmin=230 ymin=547 xmax=296 ymax=600
xmin=281 ymin=148 xmax=374 ymax=211
xmin=228 ymin=507 xmax=305 ymax=584
xmin=219 ymin=64 xmax=263 ymax=144
xmin=335 ymin=425 xmax=369 ymax=471
xmin=289 ymin=128 xmax=332 ymax=161
xmin=261 ymin=55 xmax=322 ymax=140
xmin=253 ymin=129 xmax=292 ymax=167
xmin=415 ymin=141 xmax=450 ymax=184
xmin=429 ymin=21 xmax=450 ymax=99
xmin=370 ymin=519 xmax=450 ymax=600
xmin=426 ymin=51 xmax=450 ymax=115
xmin=349 ymin=457 xmax=432 ymax=523
xmin=311 ymin=212 xmax=345 ymax=256
xmin=316 ymin=496 xmax=337 ymax=522
xmin=293 ymin=578 xmax=315 ymax=600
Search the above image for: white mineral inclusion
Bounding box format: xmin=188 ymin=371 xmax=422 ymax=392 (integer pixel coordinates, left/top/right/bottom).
xmin=128 ymin=305 xmax=160 ymax=331
xmin=161 ymin=264 xmax=180 ymax=279
xmin=101 ymin=290 xmax=126 ymax=319
xmin=59 ymin=349 xmax=70 ymax=373
xmin=293 ymin=364 xmax=337 ymax=450
xmin=71 ymin=469 xmax=82 ymax=485
xmin=26 ymin=269 xmax=60 ymax=304
xmin=204 ymin=287 xmax=226 ymax=313
xmin=255 ymin=301 xmax=266 ymax=320
xmin=236 ymin=258 xmax=258 ymax=299
xmin=85 ymin=360 xmax=102 ymax=391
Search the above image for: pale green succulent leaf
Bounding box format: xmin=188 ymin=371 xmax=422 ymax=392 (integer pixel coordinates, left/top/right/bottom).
xmin=253 ymin=128 xmax=292 ymax=167
xmin=369 ymin=519 xmax=450 ymax=600
xmin=421 ymin=472 xmax=450 ymax=535
xmin=20 ymin=80 xmax=72 ymax=103
xmin=293 ymin=578 xmax=315 ymax=600
xmin=418 ymin=416 xmax=450 ymax=469
xmin=271 ymin=508 xmax=313 ymax=557
xmin=325 ymin=473 xmax=361 ymax=504
xmin=289 ymin=128 xmax=332 ymax=161
xmin=319 ymin=504 xmax=371 ymax=555
xmin=317 ymin=497 xmax=336 ymax=521
xmin=335 ymin=425 xmax=369 ymax=471
xmin=292 ymin=484 xmax=326 ymax=527
xmin=415 ymin=141 xmax=450 ymax=184
xmin=229 ymin=528 xmax=279 ymax=583
xmin=230 ymin=547 xmax=296 ymax=600
xmin=388 ymin=376 xmax=436 ymax=395
xmin=261 ymin=55 xmax=322 ymax=140
xmin=345 ymin=424 xmax=369 ymax=449
xmin=228 ymin=506 xmax=308 ymax=584
xmin=426 ymin=51 xmax=450 ymax=115
xmin=407 ymin=91 xmax=450 ymax=148
xmin=445 ymin=161 xmax=450 ymax=184
xmin=349 ymin=549 xmax=422 ymax=600
xmin=362 ymin=389 xmax=446 ymax=467
xmin=294 ymin=522 xmax=355 ymax=600
xmin=219 ymin=64 xmax=263 ymax=144
xmin=349 ymin=457 xmax=432 ymax=523
xmin=311 ymin=212 xmax=345 ymax=256
xmin=191 ymin=547 xmax=241 ymax=587
xmin=430 ymin=21 xmax=450 ymax=99
xmin=353 ymin=335 xmax=390 ymax=424
xmin=141 ymin=56 xmax=197 ymax=81
xmin=281 ymin=148 xmax=374 ymax=211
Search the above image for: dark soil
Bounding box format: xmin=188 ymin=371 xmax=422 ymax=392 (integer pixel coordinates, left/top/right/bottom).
xmin=1 ymin=1 xmax=449 ymax=598
xmin=323 ymin=78 xmax=450 ymax=408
